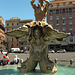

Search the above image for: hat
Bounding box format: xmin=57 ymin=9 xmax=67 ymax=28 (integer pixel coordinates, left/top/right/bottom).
xmin=3 ymin=55 xmax=6 ymax=58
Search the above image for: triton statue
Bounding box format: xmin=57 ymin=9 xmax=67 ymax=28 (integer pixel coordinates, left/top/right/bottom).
xmin=5 ymin=0 xmax=70 ymax=74
xmin=31 ymin=0 xmax=50 ymax=21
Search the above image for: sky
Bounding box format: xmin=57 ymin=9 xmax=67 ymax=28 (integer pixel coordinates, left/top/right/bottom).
xmin=0 ymin=0 xmax=52 ymax=26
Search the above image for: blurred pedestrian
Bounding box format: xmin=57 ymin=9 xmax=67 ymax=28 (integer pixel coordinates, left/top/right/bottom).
xmin=1 ymin=50 xmax=3 ymax=54
xmin=6 ymin=54 xmax=9 ymax=59
xmin=1 ymin=55 xmax=8 ymax=66
xmin=14 ymin=55 xmax=19 ymax=64
xmin=6 ymin=54 xmax=10 ymax=64
xmin=0 ymin=57 xmax=2 ymax=65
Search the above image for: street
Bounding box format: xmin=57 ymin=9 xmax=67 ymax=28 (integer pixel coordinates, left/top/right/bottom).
xmin=0 ymin=52 xmax=75 ymax=66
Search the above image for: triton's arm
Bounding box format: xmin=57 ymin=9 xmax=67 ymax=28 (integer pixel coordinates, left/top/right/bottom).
xmin=31 ymin=0 xmax=37 ymax=9
xmin=44 ymin=0 xmax=50 ymax=3
xmin=44 ymin=0 xmax=50 ymax=10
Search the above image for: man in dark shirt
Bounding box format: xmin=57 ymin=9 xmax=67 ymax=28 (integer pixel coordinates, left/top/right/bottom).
xmin=2 ymin=55 xmax=8 ymax=66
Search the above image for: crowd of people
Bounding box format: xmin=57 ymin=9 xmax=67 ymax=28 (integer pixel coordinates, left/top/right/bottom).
xmin=0 ymin=53 xmax=20 ymax=66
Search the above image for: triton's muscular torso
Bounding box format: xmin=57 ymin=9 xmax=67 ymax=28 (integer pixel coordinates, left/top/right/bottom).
xmin=30 ymin=37 xmax=46 ymax=53
xmin=34 ymin=7 xmax=46 ymax=21
xmin=31 ymin=0 xmax=50 ymax=22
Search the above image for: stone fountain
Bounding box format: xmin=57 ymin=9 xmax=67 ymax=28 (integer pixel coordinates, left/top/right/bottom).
xmin=5 ymin=0 xmax=70 ymax=74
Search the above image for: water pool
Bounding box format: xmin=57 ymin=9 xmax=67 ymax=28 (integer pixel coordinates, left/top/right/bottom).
xmin=0 ymin=65 xmax=75 ymax=75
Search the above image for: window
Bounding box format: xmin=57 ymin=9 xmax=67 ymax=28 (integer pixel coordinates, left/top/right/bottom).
xmin=21 ymin=24 xmax=23 ymax=26
xmin=12 ymin=23 xmax=14 ymax=26
xmin=16 ymin=43 xmax=18 ymax=46
xmin=69 ymin=25 xmax=72 ymax=30
xmin=20 ymin=47 xmax=23 ymax=50
xmin=69 ymin=2 xmax=72 ymax=5
xmin=63 ymin=20 xmax=65 ymax=24
xmin=11 ymin=43 xmax=13 ymax=48
xmin=63 ymin=3 xmax=66 ymax=6
xmin=50 ymin=10 xmax=52 ymax=15
xmin=50 ymin=16 xmax=53 ymax=20
xmin=62 ymin=14 xmax=65 ymax=19
xmin=11 ymin=28 xmax=13 ymax=30
xmin=63 ymin=26 xmax=66 ymax=30
xmin=56 ymin=26 xmax=59 ymax=30
xmin=69 ymin=8 xmax=72 ymax=13
xmin=7 ymin=23 xmax=9 ymax=26
xmin=50 ymin=20 xmax=53 ymax=25
xmin=50 ymin=4 xmax=53 ymax=8
xmin=57 ymin=3 xmax=59 ymax=6
xmin=69 ymin=20 xmax=72 ymax=24
xmin=56 ymin=10 xmax=59 ymax=14
xmin=17 ymin=23 xmax=19 ymax=25
xmin=69 ymin=14 xmax=72 ymax=18
xmin=21 ymin=43 xmax=23 ymax=45
xmin=56 ymin=15 xmax=59 ymax=19
xmin=63 ymin=9 xmax=65 ymax=13
xmin=56 ymin=20 xmax=59 ymax=25
xmin=70 ymin=37 xmax=73 ymax=42
xmin=7 ymin=28 xmax=9 ymax=31
xmin=70 ymin=46 xmax=74 ymax=50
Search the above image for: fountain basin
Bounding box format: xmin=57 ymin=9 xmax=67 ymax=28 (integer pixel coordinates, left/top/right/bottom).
xmin=0 ymin=65 xmax=75 ymax=75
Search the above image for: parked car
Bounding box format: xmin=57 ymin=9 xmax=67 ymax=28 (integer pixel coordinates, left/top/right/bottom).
xmin=21 ymin=50 xmax=23 ymax=53
xmin=11 ymin=48 xmax=21 ymax=53
xmin=69 ymin=49 xmax=75 ymax=52
xmin=48 ymin=50 xmax=55 ymax=53
xmin=22 ymin=50 xmax=28 ymax=54
xmin=0 ymin=50 xmax=7 ymax=55
xmin=57 ymin=49 xmax=66 ymax=53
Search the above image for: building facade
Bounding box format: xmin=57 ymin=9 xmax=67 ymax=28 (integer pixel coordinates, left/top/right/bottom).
xmin=5 ymin=17 xmax=33 ymax=51
xmin=47 ymin=0 xmax=75 ymax=51
xmin=0 ymin=16 xmax=5 ymax=50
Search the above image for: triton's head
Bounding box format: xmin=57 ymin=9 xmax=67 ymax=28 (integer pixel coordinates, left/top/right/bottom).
xmin=33 ymin=25 xmax=43 ymax=39
xmin=38 ymin=0 xmax=45 ymax=7
xmin=34 ymin=28 xmax=41 ymax=39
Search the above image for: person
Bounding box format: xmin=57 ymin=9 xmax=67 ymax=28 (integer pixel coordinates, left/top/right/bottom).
xmin=7 ymin=50 xmax=9 ymax=54
xmin=31 ymin=0 xmax=50 ymax=21
xmin=10 ymin=55 xmax=19 ymax=65
xmin=14 ymin=55 xmax=19 ymax=64
xmin=1 ymin=55 xmax=8 ymax=66
xmin=1 ymin=50 xmax=3 ymax=54
xmin=0 ymin=57 xmax=2 ymax=65
xmin=6 ymin=54 xmax=9 ymax=59
xmin=6 ymin=54 xmax=10 ymax=64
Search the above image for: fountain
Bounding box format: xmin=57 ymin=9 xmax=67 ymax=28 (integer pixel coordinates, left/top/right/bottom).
xmin=0 ymin=65 xmax=75 ymax=75
xmin=5 ymin=0 xmax=70 ymax=74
